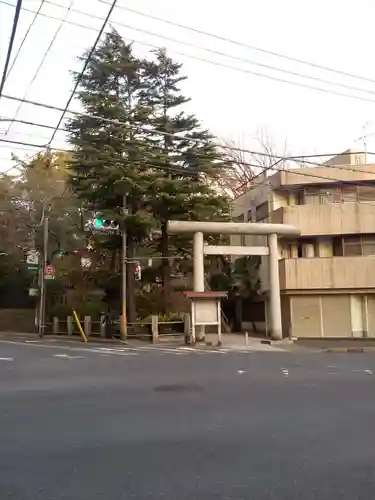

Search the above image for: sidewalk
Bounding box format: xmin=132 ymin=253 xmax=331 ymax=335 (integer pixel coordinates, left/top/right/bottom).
xmin=206 ymin=333 xmax=287 ymax=352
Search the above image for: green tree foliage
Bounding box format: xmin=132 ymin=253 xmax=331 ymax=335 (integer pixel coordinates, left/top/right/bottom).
xmin=0 ymin=152 xmax=85 ymax=310
xmin=141 ymin=48 xmax=229 ymax=310
xmin=67 ymin=31 xmax=156 ymax=321
xmin=0 ymin=173 xmax=33 ymax=307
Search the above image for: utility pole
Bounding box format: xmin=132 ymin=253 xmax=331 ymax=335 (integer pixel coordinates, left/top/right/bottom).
xmin=38 ymin=213 xmax=49 ymax=338
xmin=121 ymin=194 xmax=127 ymax=341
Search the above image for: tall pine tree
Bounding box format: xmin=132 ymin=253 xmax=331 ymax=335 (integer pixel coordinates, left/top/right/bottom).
xmin=67 ymin=30 xmax=156 ymax=322
xmin=141 ymin=49 xmax=229 ymax=310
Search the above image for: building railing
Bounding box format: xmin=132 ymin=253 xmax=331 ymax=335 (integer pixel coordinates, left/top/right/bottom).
xmin=272 ymin=203 xmax=375 ymax=236
xmin=279 ymin=256 xmax=375 ymax=290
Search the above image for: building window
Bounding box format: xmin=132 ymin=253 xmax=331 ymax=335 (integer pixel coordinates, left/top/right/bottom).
xmin=233 ymin=214 xmax=244 ymax=222
xmin=255 ymin=202 xmax=269 ymax=221
xmin=343 ymin=236 xmax=362 ymax=256
xmin=333 ymin=235 xmax=375 ymax=257
xmin=295 ymin=239 xmax=318 ymax=258
xmin=247 ymin=209 xmax=253 ymax=222
xmin=301 ymin=186 xmax=375 ymax=205
xmin=333 ymin=237 xmax=343 ymax=256
xmin=358 ymin=186 xmax=375 ymax=202
xmin=362 ymin=235 xmax=375 ymax=256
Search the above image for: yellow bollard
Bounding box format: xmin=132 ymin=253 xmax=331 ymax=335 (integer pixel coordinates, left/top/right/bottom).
xmin=73 ymin=310 xmax=88 ymax=343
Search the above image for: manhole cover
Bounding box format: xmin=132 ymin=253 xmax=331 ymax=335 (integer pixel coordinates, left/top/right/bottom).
xmin=153 ymin=383 xmax=203 ymax=393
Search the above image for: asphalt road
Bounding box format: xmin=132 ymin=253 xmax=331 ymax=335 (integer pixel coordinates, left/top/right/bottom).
xmin=1 ymin=340 xmax=375 ymax=500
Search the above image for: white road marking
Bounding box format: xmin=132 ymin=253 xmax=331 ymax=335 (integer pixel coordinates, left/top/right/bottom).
xmin=0 ymin=339 xmax=279 ymax=357
xmin=0 ymin=357 xmax=13 ymax=361
xmin=126 ymin=346 xmax=188 ymax=355
xmin=192 ymin=349 xmax=227 ymax=354
xmin=281 ymin=368 xmax=289 ymax=377
xmin=53 ymin=354 xmax=84 ymax=360
xmin=0 ymin=340 xmax=137 ymax=356
xmin=237 ymin=370 xmax=246 ymax=374
xmin=364 ymin=369 xmax=373 ymax=375
xmin=88 ymin=349 xmax=138 ymax=356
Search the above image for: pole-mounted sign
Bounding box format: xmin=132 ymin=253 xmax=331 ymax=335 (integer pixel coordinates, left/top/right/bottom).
xmin=44 ymin=264 xmax=55 ymax=280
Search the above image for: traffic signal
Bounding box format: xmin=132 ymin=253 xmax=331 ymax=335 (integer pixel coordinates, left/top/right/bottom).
xmin=134 ymin=262 xmax=142 ymax=281
xmin=93 ymin=219 xmax=119 ymax=231
xmin=94 ymin=218 xmax=104 ymax=228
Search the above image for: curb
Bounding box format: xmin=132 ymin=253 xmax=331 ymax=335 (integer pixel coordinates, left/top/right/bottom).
xmin=325 ymin=347 xmax=375 ymax=353
xmin=260 ymin=339 xmax=295 ymax=346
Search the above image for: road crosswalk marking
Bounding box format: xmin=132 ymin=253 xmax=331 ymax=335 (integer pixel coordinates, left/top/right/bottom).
xmin=91 ymin=345 xmax=256 ymax=356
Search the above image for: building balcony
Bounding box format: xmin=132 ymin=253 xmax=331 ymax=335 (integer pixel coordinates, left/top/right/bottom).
xmin=272 ymin=203 xmax=375 ymax=236
xmin=269 ymin=163 xmax=375 ymax=187
xmin=279 ymin=257 xmax=375 ymax=290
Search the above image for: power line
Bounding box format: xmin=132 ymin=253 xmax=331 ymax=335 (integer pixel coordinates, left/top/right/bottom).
xmin=0 ymin=162 xmax=22 ymax=176
xmin=3 ymin=116 xmax=373 ymax=171
xmin=0 ymin=0 xmax=23 ymax=100
xmin=125 ymin=41 xmax=375 ymax=105
xmin=43 ymin=1 xmax=375 ymax=97
xmin=4 ymin=0 xmax=74 ymax=136
xmin=0 ymin=135 xmax=204 ymax=176
xmin=0 ymin=149 xmax=42 ymax=176
xmin=6 ymin=93 xmax=375 ymax=186
xmin=0 ymin=136 xmax=46 ymax=148
xmin=48 ymin=0 xmax=118 ymax=145
xmin=0 ymin=0 xmax=93 ymax=31
xmin=3 ymin=130 xmax=375 ymax=201
xmin=0 ymin=117 xmax=344 ymax=181
xmin=2 ymin=129 xmax=375 ymax=206
xmin=3 ymin=115 xmax=375 ymax=185
xmin=5 ymin=0 xmax=46 ymax=81
xmin=2 ymin=0 xmax=375 ymax=105
xmin=99 ymin=0 xmax=375 ymax=85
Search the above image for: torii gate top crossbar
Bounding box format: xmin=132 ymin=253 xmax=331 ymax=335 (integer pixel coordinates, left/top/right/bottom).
xmin=167 ymin=221 xmax=300 ymax=236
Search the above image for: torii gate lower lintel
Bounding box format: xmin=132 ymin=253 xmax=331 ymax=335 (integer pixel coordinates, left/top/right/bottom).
xmin=167 ymin=221 xmax=300 ymax=341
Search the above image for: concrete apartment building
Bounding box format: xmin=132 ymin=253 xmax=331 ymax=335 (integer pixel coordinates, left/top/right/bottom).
xmin=231 ymin=149 xmax=375 ymax=338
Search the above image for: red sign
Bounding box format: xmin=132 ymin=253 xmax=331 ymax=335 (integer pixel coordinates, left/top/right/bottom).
xmin=44 ymin=264 xmax=55 ymax=279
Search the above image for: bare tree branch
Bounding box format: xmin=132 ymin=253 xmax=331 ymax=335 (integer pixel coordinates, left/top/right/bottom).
xmin=215 ymin=127 xmax=290 ymax=198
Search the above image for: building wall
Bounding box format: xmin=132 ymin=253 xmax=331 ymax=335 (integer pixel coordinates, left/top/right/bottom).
xmin=288 ymin=293 xmax=375 ymax=338
xmin=272 ymin=202 xmax=375 ymax=237
xmin=323 ymin=149 xmax=365 ymax=166
xmin=279 ymin=256 xmax=375 ymax=290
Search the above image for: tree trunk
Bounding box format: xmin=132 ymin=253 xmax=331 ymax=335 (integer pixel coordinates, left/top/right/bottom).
xmin=126 ymin=238 xmax=137 ymax=324
xmin=160 ymin=220 xmax=171 ymax=313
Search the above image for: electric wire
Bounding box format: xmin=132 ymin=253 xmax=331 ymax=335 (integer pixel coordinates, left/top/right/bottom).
xmin=0 ymin=0 xmax=23 ymax=100
xmin=3 ymin=0 xmax=74 ymax=136
xmin=5 ymin=0 xmax=46 ymax=81
xmin=4 ymin=93 xmax=375 ymax=168
xmin=5 ymin=116 xmax=375 ymax=182
xmin=99 ymin=0 xmax=375 ymax=85
xmin=48 ymin=0 xmax=118 ymax=145
xmin=42 ymin=0 xmax=375 ymax=97
xmin=2 ymin=132 xmax=375 ymax=207
xmin=2 ymin=0 xmax=375 ymax=104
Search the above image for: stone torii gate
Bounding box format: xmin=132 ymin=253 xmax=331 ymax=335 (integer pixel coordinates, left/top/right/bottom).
xmin=167 ymin=220 xmax=300 ymax=340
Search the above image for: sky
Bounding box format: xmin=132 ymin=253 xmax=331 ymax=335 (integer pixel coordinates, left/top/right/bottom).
xmin=1 ymin=0 xmax=375 ymax=174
